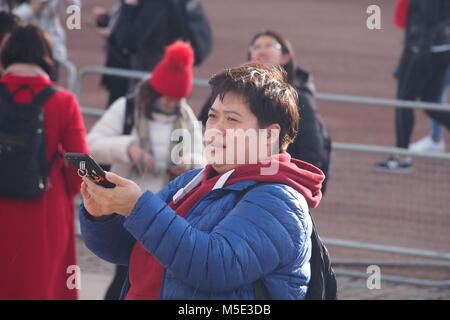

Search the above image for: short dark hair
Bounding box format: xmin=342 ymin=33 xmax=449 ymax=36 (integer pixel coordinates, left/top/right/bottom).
xmin=248 ymin=30 xmax=296 ymax=85
xmin=209 ymin=63 xmax=299 ymax=152
xmin=0 ymin=12 xmax=21 ymax=45
xmin=1 ymin=25 xmax=54 ymax=77
xmin=135 ymin=80 xmax=162 ymax=120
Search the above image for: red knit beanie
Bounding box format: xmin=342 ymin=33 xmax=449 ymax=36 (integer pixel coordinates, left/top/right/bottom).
xmin=149 ymin=41 xmax=194 ymax=99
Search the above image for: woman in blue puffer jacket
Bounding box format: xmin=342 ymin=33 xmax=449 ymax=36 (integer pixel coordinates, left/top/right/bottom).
xmin=79 ymin=63 xmax=325 ymax=300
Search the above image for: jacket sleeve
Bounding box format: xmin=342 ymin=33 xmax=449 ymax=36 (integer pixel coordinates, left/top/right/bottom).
xmin=79 ymin=169 xmax=200 ymax=266
xmin=123 ymin=184 xmax=312 ymax=293
xmin=79 ymin=206 xmax=136 ymax=266
xmin=87 ymin=97 xmax=137 ymax=165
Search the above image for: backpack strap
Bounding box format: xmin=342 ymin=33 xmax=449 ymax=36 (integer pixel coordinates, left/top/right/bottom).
xmin=233 ymin=181 xmax=272 ymax=207
xmin=123 ymin=95 xmax=135 ymax=135
xmin=11 ymin=84 xmax=36 ymax=98
xmin=0 ymin=83 xmax=58 ymax=106
xmin=233 ymin=182 xmax=316 ymax=300
xmin=31 ymin=86 xmax=59 ymax=106
xmin=0 ymin=82 xmax=13 ymax=102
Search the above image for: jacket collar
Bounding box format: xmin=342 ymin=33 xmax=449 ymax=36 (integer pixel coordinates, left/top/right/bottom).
xmin=3 ymin=63 xmax=50 ymax=79
xmin=172 ymin=168 xmax=256 ymax=204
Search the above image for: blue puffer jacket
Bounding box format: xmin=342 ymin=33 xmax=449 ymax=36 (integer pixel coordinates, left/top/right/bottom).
xmin=80 ymin=157 xmax=324 ymax=300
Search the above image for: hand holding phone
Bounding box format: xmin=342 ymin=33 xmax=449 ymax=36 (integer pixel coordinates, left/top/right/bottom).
xmin=64 ymin=153 xmax=116 ymax=188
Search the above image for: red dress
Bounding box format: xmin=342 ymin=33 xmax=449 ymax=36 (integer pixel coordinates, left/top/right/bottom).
xmin=0 ymin=74 xmax=89 ymax=299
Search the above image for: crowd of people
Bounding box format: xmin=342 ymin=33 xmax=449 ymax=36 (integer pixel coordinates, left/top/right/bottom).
xmin=0 ymin=0 xmax=448 ymax=300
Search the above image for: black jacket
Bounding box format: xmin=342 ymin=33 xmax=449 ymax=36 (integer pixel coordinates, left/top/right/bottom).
xmin=287 ymin=67 xmax=324 ymax=172
xmin=113 ymin=0 xmax=181 ymax=72
xmin=404 ymin=0 xmax=450 ymax=52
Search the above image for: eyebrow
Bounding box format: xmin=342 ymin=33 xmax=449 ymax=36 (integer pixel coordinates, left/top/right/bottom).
xmin=209 ymin=107 xmax=243 ymax=117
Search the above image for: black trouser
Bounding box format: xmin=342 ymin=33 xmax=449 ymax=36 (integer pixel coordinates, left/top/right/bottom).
xmin=104 ymin=265 xmax=128 ymax=300
xmin=395 ymin=49 xmax=450 ymax=149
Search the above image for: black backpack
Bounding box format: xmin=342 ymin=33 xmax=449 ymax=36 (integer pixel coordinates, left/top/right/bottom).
xmin=0 ymin=83 xmax=58 ymax=199
xmin=315 ymin=113 xmax=332 ymax=194
xmin=168 ymin=0 xmax=213 ymax=66
xmin=123 ymin=95 xmax=135 ymax=135
xmin=234 ymin=182 xmax=338 ymax=300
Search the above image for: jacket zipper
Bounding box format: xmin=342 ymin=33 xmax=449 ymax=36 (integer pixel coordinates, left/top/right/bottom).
xmin=159 ymin=185 xmax=249 ymax=299
xmin=159 ymin=189 xmax=222 ymax=299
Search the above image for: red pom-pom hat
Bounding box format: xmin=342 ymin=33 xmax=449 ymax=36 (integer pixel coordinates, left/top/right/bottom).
xmin=149 ymin=41 xmax=194 ymax=99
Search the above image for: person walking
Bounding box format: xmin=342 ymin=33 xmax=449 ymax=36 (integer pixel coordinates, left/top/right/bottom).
xmin=113 ymin=0 xmax=212 ymax=93
xmin=409 ymin=65 xmax=450 ymax=153
xmin=376 ymin=0 xmax=450 ymax=172
xmin=12 ymin=0 xmax=81 ymax=82
xmin=90 ymin=2 xmax=129 ymax=107
xmin=0 ymin=25 xmax=89 ymax=299
xmin=0 ymin=11 xmax=21 ymax=75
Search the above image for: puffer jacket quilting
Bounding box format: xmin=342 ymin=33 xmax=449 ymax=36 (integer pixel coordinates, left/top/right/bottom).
xmin=80 ymin=168 xmax=313 ymax=300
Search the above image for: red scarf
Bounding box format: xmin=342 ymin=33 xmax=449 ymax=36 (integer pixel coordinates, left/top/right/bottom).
xmin=125 ymin=166 xmax=222 ymax=300
xmin=125 ymin=153 xmax=324 ymax=299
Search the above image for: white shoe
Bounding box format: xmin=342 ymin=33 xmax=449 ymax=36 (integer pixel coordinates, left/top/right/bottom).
xmin=409 ymin=136 xmax=445 ymax=153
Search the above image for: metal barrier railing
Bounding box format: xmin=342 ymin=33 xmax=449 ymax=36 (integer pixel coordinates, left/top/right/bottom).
xmin=55 ymin=57 xmax=77 ymax=91
xmin=73 ymin=65 xmax=450 ymax=287
xmin=315 ymin=92 xmax=450 ymax=112
xmin=74 ymin=66 xmax=209 ymax=117
xmin=74 ymin=65 xmax=450 ymax=114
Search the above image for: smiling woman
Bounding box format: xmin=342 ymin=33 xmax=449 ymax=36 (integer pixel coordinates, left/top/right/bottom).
xmin=79 ymin=63 xmax=325 ymax=300
xmin=204 ymin=64 xmax=298 ymax=174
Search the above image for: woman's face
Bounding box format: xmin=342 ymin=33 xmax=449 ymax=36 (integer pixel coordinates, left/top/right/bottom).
xmin=249 ymin=35 xmax=290 ymax=68
xmin=159 ymin=96 xmax=181 ymax=109
xmin=205 ymin=92 xmax=279 ymax=174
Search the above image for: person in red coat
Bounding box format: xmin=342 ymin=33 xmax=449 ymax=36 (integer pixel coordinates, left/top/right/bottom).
xmin=0 ymin=25 xmax=89 ymax=299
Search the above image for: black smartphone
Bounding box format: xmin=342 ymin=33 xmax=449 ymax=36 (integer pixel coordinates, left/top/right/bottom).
xmin=64 ymin=152 xmax=116 ymax=188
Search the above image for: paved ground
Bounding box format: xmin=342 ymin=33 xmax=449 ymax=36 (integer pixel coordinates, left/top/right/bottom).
xmin=75 ymin=236 xmax=450 ymax=300
xmin=66 ymin=0 xmax=450 ymax=300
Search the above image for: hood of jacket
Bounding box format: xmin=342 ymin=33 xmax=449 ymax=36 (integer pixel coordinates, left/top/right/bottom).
xmin=293 ymin=67 xmax=316 ymax=96
xmin=222 ymin=152 xmax=325 ymax=209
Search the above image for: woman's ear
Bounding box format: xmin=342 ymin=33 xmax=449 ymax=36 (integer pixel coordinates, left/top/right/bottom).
xmin=265 ymin=123 xmax=281 ymax=154
xmin=281 ymin=53 xmax=291 ymax=66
